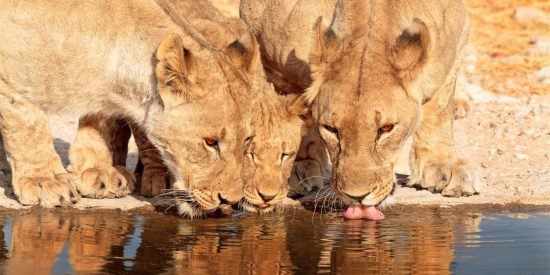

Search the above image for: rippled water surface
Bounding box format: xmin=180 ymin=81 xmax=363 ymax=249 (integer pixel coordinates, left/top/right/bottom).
xmin=0 ymin=208 xmax=548 ymax=274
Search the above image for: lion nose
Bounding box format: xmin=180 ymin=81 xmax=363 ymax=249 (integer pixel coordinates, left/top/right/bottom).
xmin=344 ymin=192 xmax=369 ymax=203
xmin=258 ymin=191 xmax=276 ymax=203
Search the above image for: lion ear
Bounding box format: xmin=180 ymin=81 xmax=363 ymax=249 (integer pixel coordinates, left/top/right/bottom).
xmin=388 ymin=19 xmax=431 ymax=75
xmin=311 ymin=17 xmax=343 ymax=71
xmin=155 ymin=34 xmax=196 ymax=101
xmin=305 ymin=17 xmax=343 ymax=104
xmin=224 ymin=30 xmax=260 ymax=74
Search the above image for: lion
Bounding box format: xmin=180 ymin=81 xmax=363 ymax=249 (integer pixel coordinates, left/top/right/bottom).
xmin=69 ymin=0 xmax=311 ymax=213
xmin=241 ymin=0 xmax=481 ymax=218
xmin=0 ymin=0 xmax=258 ymax=216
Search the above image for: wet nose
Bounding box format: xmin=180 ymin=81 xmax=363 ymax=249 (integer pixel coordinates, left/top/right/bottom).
xmin=258 ymin=191 xmax=277 ymax=203
xmin=344 ymin=192 xmax=369 ymax=203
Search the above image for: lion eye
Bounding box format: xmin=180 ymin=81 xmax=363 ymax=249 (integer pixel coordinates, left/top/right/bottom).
xmin=322 ymin=124 xmax=338 ymax=135
xmin=204 ymin=138 xmax=219 ymax=149
xmin=378 ymin=124 xmax=395 ymax=135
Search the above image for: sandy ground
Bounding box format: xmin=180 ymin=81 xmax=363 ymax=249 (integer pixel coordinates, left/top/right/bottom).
xmin=0 ymin=0 xmax=548 ymax=211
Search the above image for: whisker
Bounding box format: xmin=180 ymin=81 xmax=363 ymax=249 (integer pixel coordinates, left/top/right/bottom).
xmin=164 ymin=201 xmax=178 ymax=213
xmin=328 ymin=193 xmax=337 ymax=213
xmin=312 ymin=185 xmax=332 ymax=219
xmin=321 ymin=190 xmax=331 ymax=215
xmin=298 ymin=176 xmax=330 ymax=185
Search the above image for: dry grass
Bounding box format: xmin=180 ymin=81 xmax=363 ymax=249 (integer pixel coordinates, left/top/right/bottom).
xmin=210 ymin=0 xmax=550 ymax=95
xmin=464 ymin=0 xmax=550 ymax=95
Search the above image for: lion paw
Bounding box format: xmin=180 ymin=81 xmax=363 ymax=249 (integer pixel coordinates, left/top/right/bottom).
xmin=139 ymin=166 xmax=169 ymax=197
xmin=17 ymin=174 xmax=80 ymax=207
xmin=409 ymin=159 xmax=481 ymax=197
xmin=288 ymin=160 xmax=329 ymax=196
xmin=76 ymin=165 xmax=135 ymax=199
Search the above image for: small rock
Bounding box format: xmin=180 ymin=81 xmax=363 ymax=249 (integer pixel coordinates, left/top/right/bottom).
xmin=515 ymin=153 xmax=529 ymax=160
xmin=513 ymin=7 xmax=550 ymax=24
xmin=481 ymin=162 xmax=488 ymax=168
xmin=528 ymin=37 xmax=550 ymax=56
xmin=497 ymin=149 xmax=504 ymax=155
xmin=533 ymin=66 xmax=550 ymax=85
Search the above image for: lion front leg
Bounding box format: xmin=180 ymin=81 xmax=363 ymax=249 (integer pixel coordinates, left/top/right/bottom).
xmin=69 ymin=114 xmax=135 ymax=199
xmin=408 ymin=78 xmax=481 ymax=197
xmin=132 ymin=126 xmax=170 ymax=197
xmin=288 ymin=126 xmax=331 ymax=196
xmin=0 ymin=91 xmax=79 ymax=207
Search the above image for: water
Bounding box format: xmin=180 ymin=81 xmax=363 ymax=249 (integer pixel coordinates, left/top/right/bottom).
xmin=0 ymin=208 xmax=547 ymax=274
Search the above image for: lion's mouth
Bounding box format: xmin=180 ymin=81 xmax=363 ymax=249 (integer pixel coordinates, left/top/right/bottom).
xmin=164 ymin=189 xmax=218 ymax=218
xmin=337 ymin=182 xmax=394 ymax=221
xmin=240 ymin=199 xmax=275 ymax=213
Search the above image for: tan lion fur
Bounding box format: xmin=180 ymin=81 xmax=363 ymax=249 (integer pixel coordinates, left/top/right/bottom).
xmin=0 ymin=0 xmax=257 ymax=216
xmin=241 ymin=0 xmax=481 ymax=206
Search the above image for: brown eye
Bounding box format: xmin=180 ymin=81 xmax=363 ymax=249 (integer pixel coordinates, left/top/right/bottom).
xmin=204 ymin=138 xmax=219 ymax=147
xmin=378 ymin=124 xmax=394 ymax=134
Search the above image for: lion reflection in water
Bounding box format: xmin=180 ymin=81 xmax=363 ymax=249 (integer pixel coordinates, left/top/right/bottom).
xmin=0 ymin=212 xmax=133 ymax=274
xmin=169 ymin=210 xmax=481 ymax=274
xmin=0 ymin=211 xmax=480 ymax=273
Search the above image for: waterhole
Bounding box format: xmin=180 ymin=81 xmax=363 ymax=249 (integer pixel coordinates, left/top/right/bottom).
xmin=0 ymin=208 xmax=547 ymax=274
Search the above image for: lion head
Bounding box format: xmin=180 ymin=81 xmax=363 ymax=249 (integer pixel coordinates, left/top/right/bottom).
xmin=241 ymin=92 xmax=311 ymax=213
xmin=304 ymin=17 xmax=432 ymax=207
xmin=143 ymin=32 xmax=258 ymax=218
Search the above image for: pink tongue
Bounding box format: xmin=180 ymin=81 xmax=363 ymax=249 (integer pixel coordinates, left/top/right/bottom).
xmin=343 ymin=205 xmax=385 ymax=220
